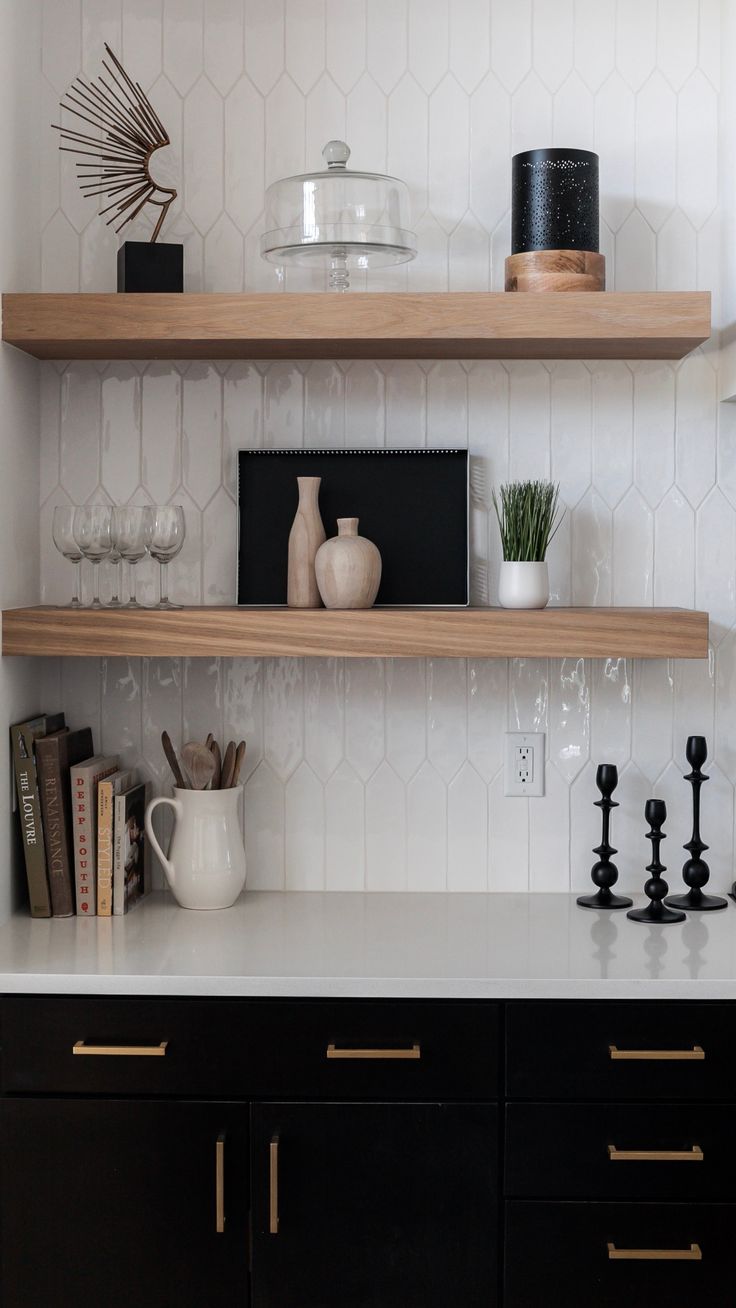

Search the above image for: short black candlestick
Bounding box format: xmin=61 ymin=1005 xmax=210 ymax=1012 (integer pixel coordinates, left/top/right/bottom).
xmin=665 ymin=736 xmax=727 ymax=912
xmin=577 ymin=764 xmax=632 ymax=910
xmin=628 ymin=798 xmax=685 ymax=924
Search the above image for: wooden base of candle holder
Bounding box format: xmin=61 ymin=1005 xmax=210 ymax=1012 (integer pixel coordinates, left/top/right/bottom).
xmin=505 ymin=249 xmax=605 ymax=292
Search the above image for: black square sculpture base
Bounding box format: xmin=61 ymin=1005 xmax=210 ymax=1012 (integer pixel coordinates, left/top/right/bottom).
xmin=117 ymin=241 xmax=183 ymax=293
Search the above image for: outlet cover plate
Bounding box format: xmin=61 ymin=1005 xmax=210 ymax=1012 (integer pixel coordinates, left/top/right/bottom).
xmin=504 ymin=732 xmax=545 ymax=797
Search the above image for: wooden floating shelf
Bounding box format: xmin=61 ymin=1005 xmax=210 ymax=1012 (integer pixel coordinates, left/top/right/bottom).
xmin=1 ymin=291 xmax=711 ymax=361
xmin=1 ymin=606 xmax=709 ymax=660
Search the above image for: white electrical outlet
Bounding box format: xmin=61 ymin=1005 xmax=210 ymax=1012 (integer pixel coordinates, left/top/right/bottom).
xmin=504 ymin=732 xmax=545 ymax=797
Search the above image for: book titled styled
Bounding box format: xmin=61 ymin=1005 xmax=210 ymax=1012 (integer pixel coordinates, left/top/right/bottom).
xmin=71 ymin=754 xmax=118 ymax=917
xmin=36 ymin=727 xmax=94 ymax=917
xmin=113 ymin=781 xmax=150 ymax=915
xmin=97 ymin=768 xmax=136 ymax=917
xmin=10 ymin=713 xmax=66 ymax=918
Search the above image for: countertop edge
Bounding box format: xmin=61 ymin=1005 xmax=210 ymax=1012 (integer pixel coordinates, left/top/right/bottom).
xmin=2 ymin=975 xmax=736 ymax=1000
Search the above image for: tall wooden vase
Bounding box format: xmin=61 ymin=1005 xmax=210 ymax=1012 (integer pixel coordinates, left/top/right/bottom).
xmin=287 ymin=476 xmax=326 ymax=608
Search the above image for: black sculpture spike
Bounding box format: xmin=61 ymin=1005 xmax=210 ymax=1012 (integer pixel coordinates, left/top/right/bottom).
xmin=52 ymin=43 xmax=176 ymax=242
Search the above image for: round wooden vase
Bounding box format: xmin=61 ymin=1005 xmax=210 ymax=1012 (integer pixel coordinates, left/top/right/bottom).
xmin=287 ymin=476 xmax=326 ymax=608
xmin=315 ymin=518 xmax=382 ymax=609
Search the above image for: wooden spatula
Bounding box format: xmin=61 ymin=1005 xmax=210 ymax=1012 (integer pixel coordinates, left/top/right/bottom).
xmin=181 ymin=741 xmax=216 ymax=790
xmin=161 ymin=730 xmax=187 ymax=789
xmin=220 ymin=740 xmax=236 ymax=790
xmin=232 ymin=740 xmax=246 ymax=786
xmin=210 ymin=738 xmax=222 ymax=789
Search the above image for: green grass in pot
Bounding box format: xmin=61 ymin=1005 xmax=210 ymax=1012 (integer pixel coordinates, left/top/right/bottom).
xmin=492 ymin=480 xmax=563 ymax=562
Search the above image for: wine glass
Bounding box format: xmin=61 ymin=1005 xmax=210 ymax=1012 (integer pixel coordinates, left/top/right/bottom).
xmin=72 ymin=506 xmax=112 ymax=609
xmin=52 ymin=506 xmax=83 ymax=608
xmin=112 ymin=506 xmax=149 ymax=610
xmin=143 ymin=505 xmax=186 ymax=610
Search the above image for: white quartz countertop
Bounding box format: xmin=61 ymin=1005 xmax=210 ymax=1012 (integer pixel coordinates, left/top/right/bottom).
xmin=0 ymin=891 xmax=735 ymax=998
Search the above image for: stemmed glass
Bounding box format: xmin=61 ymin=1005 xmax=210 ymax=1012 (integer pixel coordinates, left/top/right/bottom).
xmin=73 ymin=506 xmax=112 ymax=610
xmin=112 ymin=506 xmax=148 ymax=609
xmin=52 ymin=506 xmax=83 ymax=607
xmin=143 ymin=505 xmax=186 ymax=610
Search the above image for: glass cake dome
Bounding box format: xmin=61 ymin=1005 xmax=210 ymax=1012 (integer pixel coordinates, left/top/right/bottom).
xmin=261 ymin=140 xmax=417 ymax=291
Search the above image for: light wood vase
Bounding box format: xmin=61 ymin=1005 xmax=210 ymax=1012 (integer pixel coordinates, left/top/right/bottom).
xmin=505 ymin=249 xmax=605 ymax=292
xmin=315 ymin=518 xmax=382 ymax=610
xmin=287 ymin=476 xmax=326 ymax=608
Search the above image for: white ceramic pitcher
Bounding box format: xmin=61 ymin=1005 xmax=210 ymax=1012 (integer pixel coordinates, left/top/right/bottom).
xmin=145 ymin=786 xmax=246 ymax=910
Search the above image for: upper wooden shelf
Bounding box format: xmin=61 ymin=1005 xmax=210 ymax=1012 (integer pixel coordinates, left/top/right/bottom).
xmin=1 ymin=292 xmax=711 ymax=361
xmin=1 ymin=606 xmax=708 ymax=660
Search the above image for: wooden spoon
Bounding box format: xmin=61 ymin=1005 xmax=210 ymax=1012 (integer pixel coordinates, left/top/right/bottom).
xmin=210 ymin=739 xmax=222 ymax=789
xmin=205 ymin=732 xmax=214 ymax=751
xmin=231 ymin=740 xmax=246 ymax=787
xmin=181 ymin=741 xmax=216 ymax=791
xmin=161 ymin=730 xmax=187 ymax=789
xmin=220 ymin=740 xmax=236 ymax=790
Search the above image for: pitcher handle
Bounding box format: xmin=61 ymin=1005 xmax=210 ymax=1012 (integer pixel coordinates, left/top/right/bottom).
xmin=145 ymin=796 xmax=182 ymax=888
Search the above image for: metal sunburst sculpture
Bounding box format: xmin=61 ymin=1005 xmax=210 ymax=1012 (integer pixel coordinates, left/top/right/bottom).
xmin=53 ymin=43 xmax=176 ymax=242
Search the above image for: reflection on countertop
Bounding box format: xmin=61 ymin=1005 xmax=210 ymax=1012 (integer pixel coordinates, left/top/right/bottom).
xmin=0 ymin=891 xmax=735 ymax=998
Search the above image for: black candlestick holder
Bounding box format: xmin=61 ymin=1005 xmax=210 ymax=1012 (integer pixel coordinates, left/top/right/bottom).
xmin=628 ymin=799 xmax=685 ymax=924
xmin=665 ymin=736 xmax=727 ymax=912
xmin=577 ymin=764 xmax=632 ymax=910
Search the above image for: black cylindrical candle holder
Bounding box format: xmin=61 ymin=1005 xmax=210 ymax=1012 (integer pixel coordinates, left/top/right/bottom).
xmin=506 ymin=148 xmax=604 ymax=292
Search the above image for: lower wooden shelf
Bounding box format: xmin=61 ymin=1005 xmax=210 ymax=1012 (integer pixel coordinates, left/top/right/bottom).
xmin=0 ymin=605 xmax=708 ymax=659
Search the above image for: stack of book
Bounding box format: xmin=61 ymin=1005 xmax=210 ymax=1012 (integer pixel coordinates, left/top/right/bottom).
xmin=11 ymin=714 xmax=150 ymax=919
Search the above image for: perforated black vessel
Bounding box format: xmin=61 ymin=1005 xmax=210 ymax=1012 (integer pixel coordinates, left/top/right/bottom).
xmin=511 ymin=148 xmax=599 ymax=254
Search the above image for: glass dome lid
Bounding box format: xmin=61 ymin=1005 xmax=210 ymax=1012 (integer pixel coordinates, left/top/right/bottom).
xmin=261 ymin=140 xmax=417 ymax=290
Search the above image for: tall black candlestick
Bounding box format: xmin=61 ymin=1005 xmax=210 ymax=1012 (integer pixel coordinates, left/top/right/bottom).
xmin=628 ymin=798 xmax=685 ymax=924
xmin=577 ymin=764 xmax=632 ymax=910
xmin=665 ymin=736 xmax=727 ymax=912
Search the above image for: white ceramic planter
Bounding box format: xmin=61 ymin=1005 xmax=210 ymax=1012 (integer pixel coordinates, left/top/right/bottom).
xmin=145 ymin=786 xmax=246 ymax=910
xmin=498 ymin=561 xmax=549 ymax=609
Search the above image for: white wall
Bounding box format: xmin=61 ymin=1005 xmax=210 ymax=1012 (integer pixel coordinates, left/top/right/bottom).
xmin=0 ymin=0 xmax=43 ymax=915
xmin=35 ymin=0 xmax=736 ymax=897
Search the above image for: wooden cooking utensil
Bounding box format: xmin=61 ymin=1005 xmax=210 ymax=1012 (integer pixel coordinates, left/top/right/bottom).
xmin=161 ymin=730 xmax=187 ymax=789
xmin=181 ymin=741 xmax=216 ymax=791
xmin=220 ymin=740 xmax=236 ymax=790
xmin=232 ymin=740 xmax=246 ymax=787
xmin=205 ymin=732 xmax=214 ymax=751
xmin=210 ymin=738 xmax=222 ymax=789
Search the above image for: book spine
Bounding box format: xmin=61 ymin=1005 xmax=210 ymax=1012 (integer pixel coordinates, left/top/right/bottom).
xmin=36 ymin=741 xmax=73 ymax=917
xmin=11 ymin=727 xmax=51 ymax=918
xmin=112 ymin=793 xmax=126 ymax=915
xmin=71 ymin=768 xmax=96 ymax=917
xmin=97 ymin=783 xmax=114 ymax=917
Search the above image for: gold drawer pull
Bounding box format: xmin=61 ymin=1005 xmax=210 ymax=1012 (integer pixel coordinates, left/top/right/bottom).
xmin=326 ymin=1043 xmax=421 ymax=1061
xmin=73 ymin=1040 xmax=168 ymax=1057
xmin=215 ymin=1134 xmax=225 ymax=1234
xmin=608 ymin=1144 xmax=703 ymax=1163
xmin=608 ymin=1243 xmax=702 ymax=1262
xmin=269 ymin=1135 xmax=279 ymax=1235
xmin=609 ymin=1045 xmax=704 ymax=1061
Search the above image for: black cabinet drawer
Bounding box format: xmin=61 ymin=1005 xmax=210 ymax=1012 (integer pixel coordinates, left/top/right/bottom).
xmin=507 ymin=1001 xmax=733 ymax=1100
xmin=505 ymin=1201 xmax=734 ymax=1308
xmin=0 ymin=997 xmax=498 ymax=1099
xmin=506 ymin=1103 xmax=735 ymax=1200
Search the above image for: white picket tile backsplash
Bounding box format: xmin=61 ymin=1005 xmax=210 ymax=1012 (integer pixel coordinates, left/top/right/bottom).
xmin=37 ymin=0 xmax=736 ymax=894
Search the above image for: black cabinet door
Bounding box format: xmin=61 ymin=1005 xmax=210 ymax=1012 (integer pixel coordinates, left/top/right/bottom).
xmin=250 ymin=1101 xmax=498 ymax=1308
xmin=0 ymin=1098 xmax=248 ymax=1308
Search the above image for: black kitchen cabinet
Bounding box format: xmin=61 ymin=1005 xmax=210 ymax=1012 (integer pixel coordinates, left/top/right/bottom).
xmin=0 ymin=994 xmax=733 ymax=1306
xmin=0 ymin=1098 xmax=249 ymax=1308
xmin=250 ymin=1101 xmax=499 ymax=1308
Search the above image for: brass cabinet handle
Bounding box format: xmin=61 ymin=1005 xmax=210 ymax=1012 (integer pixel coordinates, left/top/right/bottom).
xmin=609 ymin=1045 xmax=704 ymax=1061
xmin=72 ymin=1040 xmax=168 ymax=1057
xmin=608 ymin=1243 xmax=702 ymax=1262
xmin=215 ymin=1134 xmax=225 ymax=1234
xmin=269 ymin=1135 xmax=279 ymax=1235
xmin=326 ymin=1043 xmax=421 ymax=1060
xmin=608 ymin=1144 xmax=703 ymax=1163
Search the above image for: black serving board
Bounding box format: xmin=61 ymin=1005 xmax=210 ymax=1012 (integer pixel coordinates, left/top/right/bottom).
xmin=237 ymin=449 xmax=468 ymax=606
